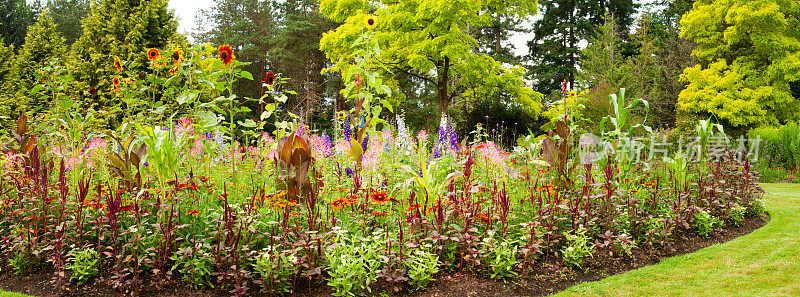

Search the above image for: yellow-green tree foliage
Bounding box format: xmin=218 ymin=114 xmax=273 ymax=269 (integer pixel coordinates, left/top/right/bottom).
xmin=4 ymin=10 xmax=66 ymax=124
xmin=69 ymin=0 xmax=176 ymax=128
xmin=0 ymin=39 xmax=16 ymax=128
xmin=679 ymin=0 xmax=800 ymax=128
xmin=319 ymin=0 xmax=542 ymax=117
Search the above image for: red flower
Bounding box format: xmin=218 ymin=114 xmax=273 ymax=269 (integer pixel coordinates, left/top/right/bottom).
xmin=264 ymin=72 xmax=276 ymax=85
xmin=186 ymin=209 xmax=201 ymax=217
xmin=218 ymin=44 xmax=235 ymax=66
xmin=119 ymin=204 xmax=134 ymax=212
xmin=372 ymin=211 xmax=389 ymax=216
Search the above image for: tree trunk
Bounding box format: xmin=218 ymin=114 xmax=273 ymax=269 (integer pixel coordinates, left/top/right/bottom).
xmin=437 ymin=56 xmax=451 ymax=116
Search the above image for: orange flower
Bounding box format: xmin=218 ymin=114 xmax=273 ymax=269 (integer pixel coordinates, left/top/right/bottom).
xmin=218 ymin=44 xmax=235 ymax=66
xmin=112 ymin=77 xmax=120 ymax=92
xmin=146 ymin=48 xmax=161 ymax=61
xmin=370 ymin=190 xmax=390 ymax=204
xmin=372 ymin=211 xmax=389 ymax=216
xmin=331 ymin=196 xmax=354 ymax=211
xmin=171 ymin=46 xmax=184 ymax=66
xmin=187 ymin=209 xmax=200 ymax=217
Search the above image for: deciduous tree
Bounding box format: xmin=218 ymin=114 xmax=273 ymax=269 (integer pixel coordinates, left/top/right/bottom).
xmin=678 ymin=0 xmax=800 ymax=128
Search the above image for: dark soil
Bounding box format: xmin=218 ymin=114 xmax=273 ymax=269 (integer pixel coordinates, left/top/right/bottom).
xmin=0 ymin=213 xmax=768 ymax=297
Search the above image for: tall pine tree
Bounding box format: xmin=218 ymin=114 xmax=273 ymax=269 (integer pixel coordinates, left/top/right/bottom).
xmin=526 ymin=0 xmax=637 ymax=96
xmin=0 ymin=0 xmax=40 ymax=49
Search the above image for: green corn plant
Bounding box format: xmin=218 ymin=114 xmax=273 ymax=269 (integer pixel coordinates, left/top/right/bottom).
xmin=599 ymin=88 xmax=652 ymax=181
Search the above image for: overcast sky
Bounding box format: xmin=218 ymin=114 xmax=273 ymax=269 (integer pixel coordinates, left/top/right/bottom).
xmin=167 ymin=0 xmax=657 ymax=56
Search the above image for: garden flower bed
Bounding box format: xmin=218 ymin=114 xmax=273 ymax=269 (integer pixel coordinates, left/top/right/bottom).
xmin=0 ymin=44 xmax=768 ymax=296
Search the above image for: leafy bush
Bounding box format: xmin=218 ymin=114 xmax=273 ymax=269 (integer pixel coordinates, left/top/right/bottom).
xmin=487 ymin=241 xmax=518 ymax=280
xmin=561 ymin=228 xmax=593 ymax=268
xmin=729 ymin=204 xmax=746 ymax=227
xmin=750 ymin=123 xmax=800 ymax=173
xmin=252 ymin=249 xmax=298 ymax=294
xmin=693 ymin=210 xmax=723 ymax=238
xmin=66 ymin=249 xmax=99 ymax=285
xmin=171 ymin=246 xmax=215 ymax=289
xmin=405 ymin=247 xmax=439 ymax=290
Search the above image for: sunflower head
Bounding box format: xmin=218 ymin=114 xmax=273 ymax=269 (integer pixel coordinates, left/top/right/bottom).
xmin=113 ymin=56 xmax=123 ymax=72
xmin=364 ymin=15 xmax=378 ymax=29
xmin=147 ymin=48 xmax=161 ymax=61
xmin=365 ymin=15 xmax=377 ymax=29
xmin=112 ymin=77 xmax=121 ymax=92
xmin=171 ymin=46 xmax=184 ymax=67
xmin=568 ymin=91 xmax=577 ymax=99
xmin=264 ymin=71 xmax=276 ymax=85
xmin=337 ymin=111 xmax=347 ymax=119
xmin=218 ymin=44 xmax=235 ymax=66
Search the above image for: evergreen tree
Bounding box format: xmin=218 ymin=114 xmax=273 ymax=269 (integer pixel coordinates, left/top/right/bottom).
xmin=5 ymin=10 xmax=66 ymax=123
xmin=69 ymin=0 xmax=177 ymax=128
xmin=526 ymin=0 xmax=637 ymax=95
xmin=46 ymin=0 xmax=91 ymax=47
xmin=0 ymin=38 xmax=16 ymax=127
xmin=271 ymin=0 xmax=338 ymax=116
xmin=0 ymin=0 xmax=40 ymax=49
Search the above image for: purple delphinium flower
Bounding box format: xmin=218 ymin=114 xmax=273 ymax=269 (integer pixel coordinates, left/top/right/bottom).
xmin=361 ymin=133 xmax=369 ymax=151
xmin=343 ymin=117 xmax=352 ymax=140
xmin=345 ymin=167 xmax=354 ymax=177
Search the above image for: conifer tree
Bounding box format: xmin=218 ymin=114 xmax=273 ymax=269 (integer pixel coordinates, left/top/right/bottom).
xmin=69 ymin=0 xmax=177 ymax=128
xmin=6 ymin=10 xmax=66 ymax=122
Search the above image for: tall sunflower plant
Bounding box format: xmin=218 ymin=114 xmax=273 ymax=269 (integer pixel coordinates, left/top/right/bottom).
xmin=326 ymin=20 xmax=398 ymax=169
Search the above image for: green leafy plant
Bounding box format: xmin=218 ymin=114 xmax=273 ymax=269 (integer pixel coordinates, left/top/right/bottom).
xmin=729 ymin=204 xmax=746 ymax=227
xmin=66 ymin=248 xmax=99 ymax=285
xmin=561 ymin=228 xmax=593 ymax=268
xmin=487 ymin=241 xmax=518 ymax=280
xmin=693 ymin=210 xmax=723 ymax=238
xmin=405 ymin=247 xmax=439 ymax=290
xmin=252 ymin=249 xmax=299 ymax=294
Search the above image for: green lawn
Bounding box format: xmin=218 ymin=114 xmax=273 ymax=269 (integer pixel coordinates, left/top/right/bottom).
xmin=0 ymin=291 xmax=31 ymax=297
xmin=555 ymin=183 xmax=800 ymax=296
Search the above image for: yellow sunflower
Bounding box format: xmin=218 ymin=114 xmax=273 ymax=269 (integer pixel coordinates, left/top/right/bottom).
xmin=337 ymin=111 xmax=347 ymax=119
xmin=568 ymin=90 xmax=577 ymax=99
xmin=365 ymin=15 xmax=377 ymax=29
xmin=171 ymin=46 xmax=184 ymax=67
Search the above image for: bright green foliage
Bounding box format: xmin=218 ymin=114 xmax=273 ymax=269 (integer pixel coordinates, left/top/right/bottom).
xmin=11 ymin=10 xmax=66 ymax=113
xmin=0 ymin=40 xmax=16 ymax=127
xmin=678 ymin=0 xmax=800 ymax=128
xmin=749 ymin=122 xmax=800 ymax=171
xmin=69 ymin=0 xmax=177 ymax=128
xmin=66 ymin=248 xmax=99 ymax=285
xmin=319 ymin=0 xmax=542 ymax=116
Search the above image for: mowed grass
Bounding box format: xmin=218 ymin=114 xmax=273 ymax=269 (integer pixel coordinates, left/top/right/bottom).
xmin=555 ymin=183 xmax=800 ymax=297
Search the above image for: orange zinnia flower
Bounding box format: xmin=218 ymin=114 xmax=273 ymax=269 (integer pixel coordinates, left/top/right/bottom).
xmin=218 ymin=44 xmax=235 ymax=66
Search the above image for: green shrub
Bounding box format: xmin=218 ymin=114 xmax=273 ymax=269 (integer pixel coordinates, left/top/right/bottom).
xmin=405 ymin=247 xmax=439 ymax=290
xmin=252 ymin=249 xmax=298 ymax=294
xmin=693 ymin=210 xmax=723 ymax=238
xmin=561 ymin=228 xmax=593 ymax=268
xmin=487 ymin=241 xmax=518 ymax=280
xmin=171 ymin=246 xmax=215 ymax=289
xmin=66 ymin=249 xmax=99 ymax=285
xmin=729 ymin=204 xmax=746 ymax=227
